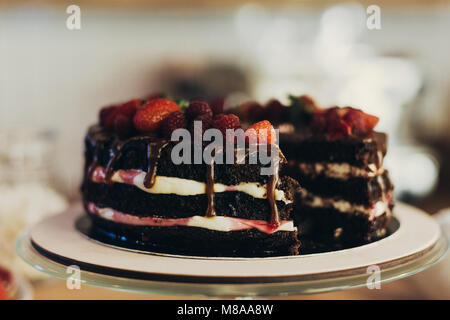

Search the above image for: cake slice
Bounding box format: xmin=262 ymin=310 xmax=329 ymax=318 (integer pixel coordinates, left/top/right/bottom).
xmin=280 ymin=131 xmax=393 ymax=253
xmin=233 ymin=95 xmax=394 ymax=253
xmin=81 ymin=98 xmax=300 ymax=257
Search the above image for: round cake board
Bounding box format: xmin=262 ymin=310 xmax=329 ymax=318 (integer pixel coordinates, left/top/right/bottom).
xmin=17 ymin=202 xmax=448 ymax=297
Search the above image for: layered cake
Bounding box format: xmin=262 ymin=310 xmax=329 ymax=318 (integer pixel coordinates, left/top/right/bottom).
xmin=81 ymin=98 xmax=301 ymax=257
xmin=233 ymin=95 xmax=394 ymax=252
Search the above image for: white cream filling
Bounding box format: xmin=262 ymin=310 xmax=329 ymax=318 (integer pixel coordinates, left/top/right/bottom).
xmin=109 ymin=171 xmax=292 ymax=204
xmin=298 ymin=189 xmax=387 ymax=217
xmin=296 ymin=162 xmax=384 ymax=179
xmin=186 ymin=216 xmax=296 ymax=232
xmin=93 ymin=205 xmax=296 ymax=233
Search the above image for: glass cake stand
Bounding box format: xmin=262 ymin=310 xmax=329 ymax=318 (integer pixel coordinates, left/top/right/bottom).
xmin=16 ymin=203 xmax=448 ymax=298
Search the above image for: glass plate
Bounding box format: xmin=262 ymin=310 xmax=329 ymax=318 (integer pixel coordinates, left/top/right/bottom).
xmin=16 ymin=229 xmax=448 ymax=298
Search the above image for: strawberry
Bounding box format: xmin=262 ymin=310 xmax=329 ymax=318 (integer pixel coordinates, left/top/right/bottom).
xmin=133 ymin=98 xmax=181 ymax=133
xmin=161 ymin=111 xmax=187 ymax=137
xmin=311 ymin=106 xmax=378 ymax=139
xmin=212 ymin=114 xmax=241 ymax=136
xmin=245 ymin=120 xmax=277 ymax=145
xmin=341 ymin=107 xmax=379 ymax=136
xmin=185 ymin=100 xmax=213 ymax=121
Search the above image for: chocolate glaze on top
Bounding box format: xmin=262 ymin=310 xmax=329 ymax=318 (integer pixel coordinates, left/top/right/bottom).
xmin=85 ymin=126 xmax=284 ymax=227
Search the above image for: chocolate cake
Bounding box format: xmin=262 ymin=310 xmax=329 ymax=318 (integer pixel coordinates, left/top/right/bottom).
xmin=233 ymin=95 xmax=394 ymax=253
xmin=81 ymin=98 xmax=301 ymax=257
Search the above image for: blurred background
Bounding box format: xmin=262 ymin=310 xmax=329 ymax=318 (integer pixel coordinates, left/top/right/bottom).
xmin=0 ymin=0 xmax=449 ymax=299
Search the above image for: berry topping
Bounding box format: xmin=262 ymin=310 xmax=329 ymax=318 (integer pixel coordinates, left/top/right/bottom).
xmin=342 ymin=107 xmax=379 ymax=135
xmin=101 ymin=99 xmax=141 ymax=132
xmin=185 ymin=100 xmax=213 ymax=121
xmin=113 ymin=113 xmax=134 ymax=138
xmin=311 ymin=106 xmax=379 ymax=140
xmin=161 ymin=111 xmax=187 ymax=137
xmin=209 ymin=97 xmax=225 ymax=115
xmin=245 ymin=120 xmax=277 ymax=145
xmin=117 ymin=99 xmax=141 ymax=116
xmin=212 ymin=114 xmax=241 ymax=136
xmin=99 ymin=105 xmax=117 ymax=127
xmin=265 ymin=99 xmax=286 ymax=123
xmin=238 ymin=101 xmax=265 ymax=122
xmin=189 ymin=113 xmax=213 ymax=137
xmin=133 ymin=98 xmax=181 ymax=133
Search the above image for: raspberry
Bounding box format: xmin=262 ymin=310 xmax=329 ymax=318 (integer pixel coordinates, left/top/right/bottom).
xmin=238 ymin=101 xmax=265 ymax=122
xmin=265 ymin=99 xmax=286 ymax=123
xmin=161 ymin=111 xmax=187 ymax=137
xmin=101 ymin=99 xmax=141 ymax=131
xmin=133 ymin=98 xmax=181 ymax=133
xmin=189 ymin=113 xmax=213 ymax=137
xmin=245 ymin=120 xmax=277 ymax=145
xmin=209 ymin=97 xmax=225 ymax=115
xmin=212 ymin=114 xmax=241 ymax=136
xmin=99 ymin=105 xmax=117 ymax=127
xmin=185 ymin=100 xmax=213 ymax=121
xmin=114 ymin=113 xmax=134 ymax=138
xmin=117 ymin=99 xmax=141 ymax=116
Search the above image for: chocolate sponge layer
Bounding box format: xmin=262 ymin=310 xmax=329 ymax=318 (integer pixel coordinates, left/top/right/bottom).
xmin=86 ymin=212 xmax=300 ymax=257
xmin=82 ymin=177 xmax=297 ymax=221
xmin=283 ymin=167 xmax=393 ymax=205
xmin=279 ymin=131 xmax=387 ymax=167
xmin=293 ymin=204 xmax=392 ymax=253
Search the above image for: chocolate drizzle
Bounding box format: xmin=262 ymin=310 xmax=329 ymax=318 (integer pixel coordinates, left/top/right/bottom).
xmin=86 ymin=126 xmax=283 ymax=227
xmin=267 ymin=168 xmax=280 ymax=227
xmin=205 ymin=163 xmax=216 ymax=217
xmin=144 ymin=140 xmax=170 ymax=188
xmin=88 ymin=133 xmax=169 ymax=188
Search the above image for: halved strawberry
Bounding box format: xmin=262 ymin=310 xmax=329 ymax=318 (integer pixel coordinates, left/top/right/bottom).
xmin=342 ymin=107 xmax=379 ymax=136
xmin=245 ymin=120 xmax=277 ymax=145
xmin=133 ymin=98 xmax=181 ymax=133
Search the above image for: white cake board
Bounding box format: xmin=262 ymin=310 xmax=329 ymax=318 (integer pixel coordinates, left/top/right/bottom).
xmin=17 ymin=202 xmax=447 ymax=297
